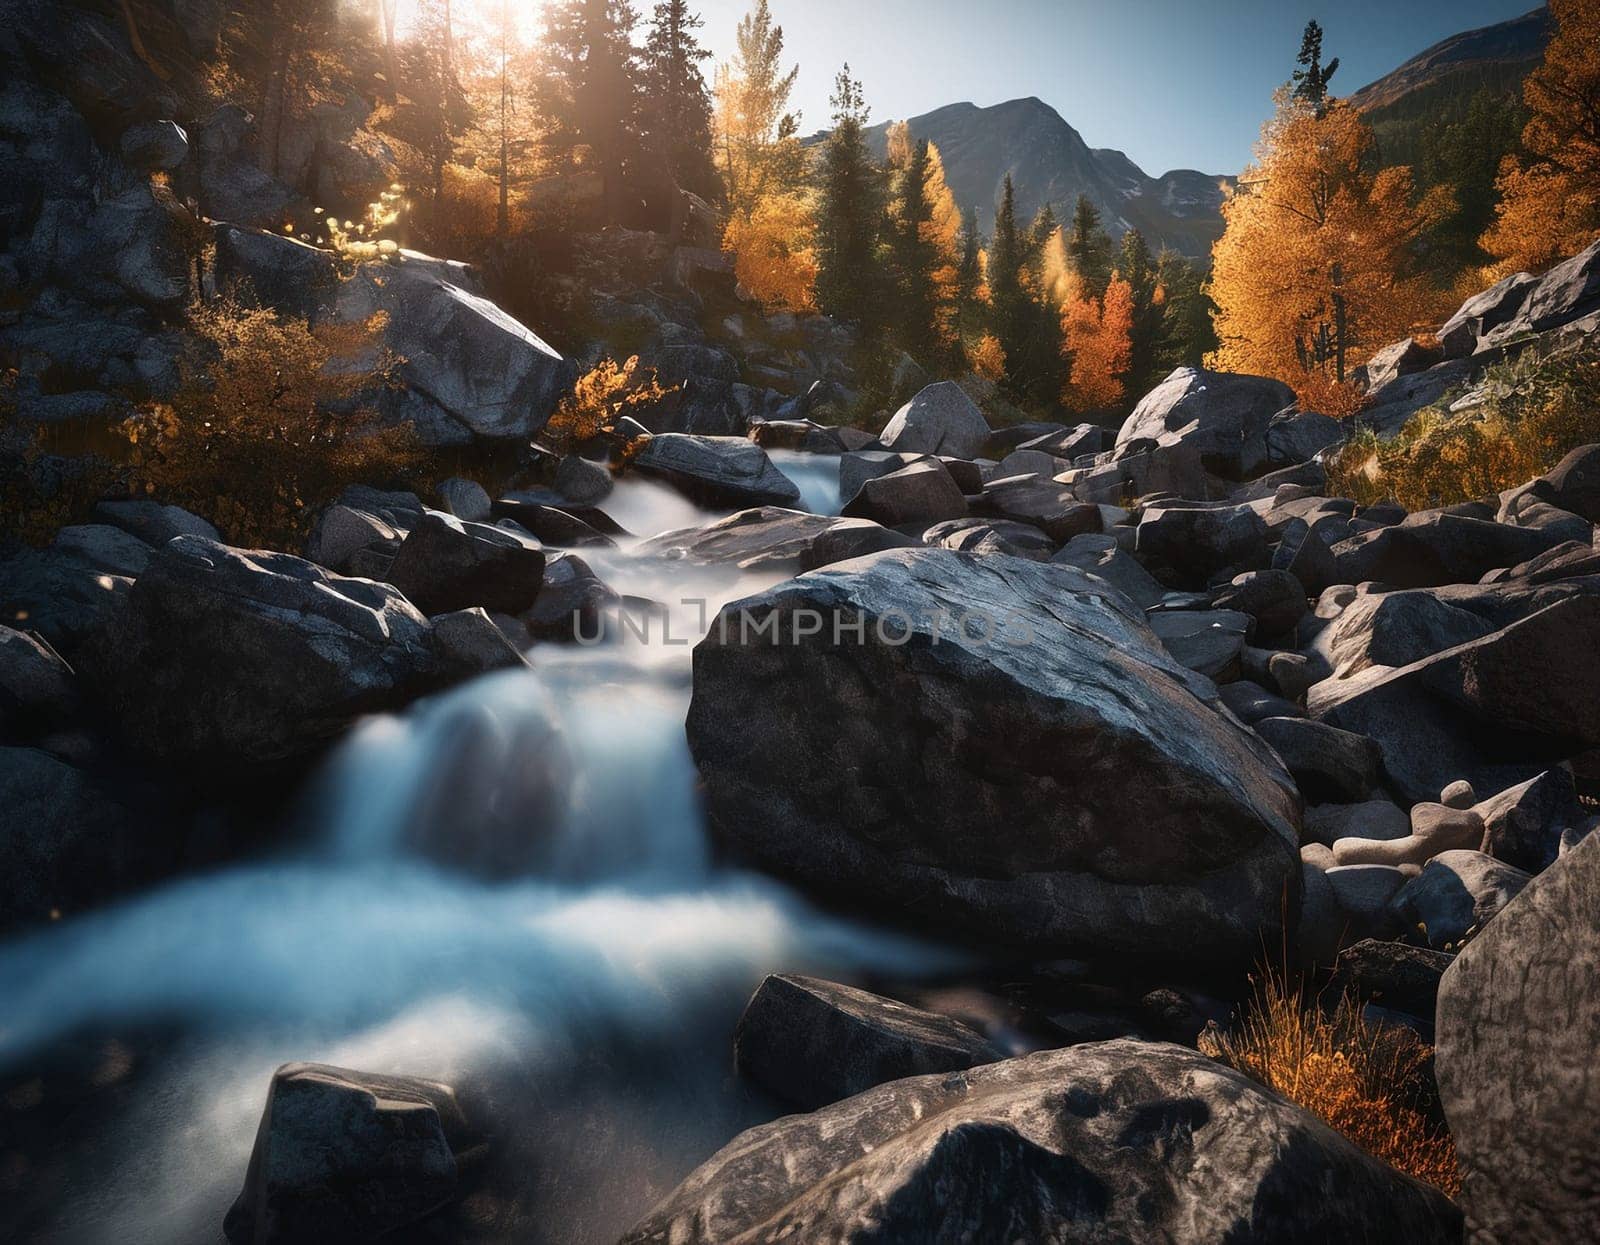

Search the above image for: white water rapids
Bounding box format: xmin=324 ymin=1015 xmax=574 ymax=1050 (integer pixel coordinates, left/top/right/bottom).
xmin=0 ymin=467 xmax=963 ymax=1244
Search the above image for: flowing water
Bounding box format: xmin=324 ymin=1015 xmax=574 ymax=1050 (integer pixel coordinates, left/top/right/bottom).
xmin=0 ymin=466 xmax=955 ymax=1244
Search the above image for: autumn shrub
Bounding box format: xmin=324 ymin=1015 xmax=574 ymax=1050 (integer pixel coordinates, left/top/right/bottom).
xmin=1325 ymin=339 xmax=1600 ymax=508
xmin=967 ymin=333 xmax=1006 ymax=382
xmin=544 ymin=356 xmax=674 ymax=455
xmin=1201 ymin=968 xmax=1459 ymax=1196
xmin=119 ymin=296 xmax=422 ymax=549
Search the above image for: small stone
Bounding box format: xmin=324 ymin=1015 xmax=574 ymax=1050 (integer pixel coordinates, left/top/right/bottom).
xmin=1440 ymin=779 xmax=1478 ymax=810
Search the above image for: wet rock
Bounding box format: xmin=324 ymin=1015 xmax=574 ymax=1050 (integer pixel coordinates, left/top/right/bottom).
xmin=434 ymin=478 xmax=491 ymax=524
xmin=553 ymin=454 xmax=614 ymax=505
xmin=633 ymin=433 xmax=801 ymax=509
xmin=429 ymin=608 xmax=528 ymax=672
xmin=224 ymin=1062 xmax=482 ymax=1245
xmin=1436 ymin=831 xmax=1600 ymax=1243
xmin=734 ymin=974 xmax=1002 ymax=1111
xmin=0 ymin=746 xmax=147 ymax=931
xmin=387 ymin=513 xmax=546 ymax=616
xmin=688 ymin=549 xmax=1301 ymax=973
xmin=976 ymin=475 xmax=1100 ymax=543
xmin=623 ymin=1038 xmax=1460 ymax=1245
xmin=877 ymin=381 xmax=990 ymax=459
xmin=1391 ymin=850 xmax=1530 ymax=950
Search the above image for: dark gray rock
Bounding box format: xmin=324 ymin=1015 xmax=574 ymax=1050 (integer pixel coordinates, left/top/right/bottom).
xmin=1211 ymin=569 xmax=1307 ymax=637
xmin=1136 ymin=503 xmax=1270 ymax=588
xmin=0 ymin=746 xmax=146 ymax=931
xmin=0 ymin=626 xmax=76 ymax=732
xmin=1256 ymin=717 xmax=1381 ymax=804
xmin=1391 ymin=850 xmax=1530 ymax=950
xmin=799 ymin=521 xmax=921 ymax=571
xmin=1319 ymin=588 xmax=1496 ymax=681
xmin=1265 ymin=408 xmax=1345 ymax=467
xmin=1436 ymin=830 xmax=1600 ymax=1243
xmin=1314 ymin=595 xmax=1600 ymax=803
xmin=1359 ymin=359 xmax=1478 ymax=439
xmin=623 ymin=1038 xmax=1461 ymax=1245
xmin=387 ymin=512 xmax=546 ymax=616
xmin=976 ymin=475 xmax=1100 ymax=543
xmin=687 ymin=549 xmax=1301 ymax=972
xmin=93 ymin=499 xmax=221 ymax=547
xmin=428 ymin=608 xmax=527 ymax=672
xmin=1438 ymin=270 xmax=1536 ymax=358
xmin=434 ymin=478 xmax=491 ymax=524
xmin=1332 ymin=939 xmax=1453 ymax=1022
xmin=1219 ymin=680 xmax=1304 ymax=724
xmin=553 ymin=454 xmax=614 ymax=505
xmin=1114 ymin=367 xmax=1296 ymax=481
xmin=1330 ymin=512 xmax=1565 ymax=589
xmin=633 ymin=433 xmax=801 ymax=509
xmin=224 ymin=1062 xmax=480 ymax=1245
xmin=119 ymin=119 xmax=188 ymax=172
xmin=1051 ymin=533 xmax=1165 ymax=609
xmin=1146 ymin=609 xmax=1251 ymax=680
xmin=840 ymin=459 xmax=968 ymax=527
xmin=1355 ymin=338 xmax=1442 ymax=394
xmin=1474 ymin=767 xmax=1589 ymax=874
xmin=639 ymin=508 xmax=842 ymax=570
xmin=0 ymin=545 xmax=132 ymax=652
xmin=85 ymin=537 xmax=464 ymax=765
xmin=1482 ymin=237 xmax=1600 ymax=349
xmin=490 ymin=502 xmax=614 ymax=549
xmin=303 ymin=503 xmax=402 ymax=575
xmin=1303 ymin=800 xmax=1410 ymax=847
xmin=878 ymin=381 xmax=990 ymax=459
xmin=839 ymin=450 xmax=928 ymax=504
xmin=734 ymin=974 xmax=1002 ymax=1111
xmin=924 ymin=518 xmax=1056 ymax=560
xmin=522 ymin=552 xmax=618 ymax=643
xmin=1508 ymin=443 xmax=1600 ymax=525
xmin=52 ymin=524 xmax=152 ymax=578
xmin=214 ymin=224 xmax=340 ymax=320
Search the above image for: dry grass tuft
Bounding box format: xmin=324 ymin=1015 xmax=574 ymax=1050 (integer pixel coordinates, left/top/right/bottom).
xmin=1200 ymin=968 xmax=1459 ymax=1197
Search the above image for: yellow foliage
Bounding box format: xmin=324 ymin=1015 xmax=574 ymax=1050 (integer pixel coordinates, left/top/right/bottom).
xmin=1201 ymin=968 xmax=1459 ymax=1196
xmin=969 ymin=332 xmax=1006 ymax=381
xmin=1062 ymin=275 xmax=1134 ymax=411
xmin=1210 ymin=93 xmax=1453 ymax=399
xmin=545 ymin=356 xmax=675 ymax=454
xmin=118 ymin=297 xmax=421 ymax=549
xmin=722 ymin=192 xmax=817 ymax=312
xmin=1326 ymin=340 xmax=1600 ymax=508
xmin=1482 ymin=0 xmax=1600 ymax=271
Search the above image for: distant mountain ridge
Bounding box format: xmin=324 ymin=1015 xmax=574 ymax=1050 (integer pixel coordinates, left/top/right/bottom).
xmin=856 ymin=98 xmax=1232 ymax=261
xmin=1346 ymin=6 xmax=1550 ymax=115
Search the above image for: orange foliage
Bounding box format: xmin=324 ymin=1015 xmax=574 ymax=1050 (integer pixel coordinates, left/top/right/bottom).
xmin=1210 ymin=93 xmax=1452 ymax=399
xmin=1482 ymin=0 xmax=1600 ymax=272
xmin=1202 ymin=969 xmax=1459 ymax=1196
xmin=1062 ymin=274 xmax=1133 ymax=411
xmin=722 ymin=191 xmax=817 ymax=312
xmin=545 ymin=355 xmax=675 ymax=453
xmin=119 ymin=297 xmax=420 ymax=548
xmin=969 ymin=332 xmax=1006 ymax=381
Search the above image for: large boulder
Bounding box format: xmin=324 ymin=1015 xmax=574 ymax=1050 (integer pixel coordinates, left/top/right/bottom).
xmin=1255 ymin=717 xmax=1381 ymax=804
xmin=976 ymin=475 xmax=1101 ymax=543
xmin=687 ymin=549 xmax=1301 ymax=972
xmin=1390 ymin=849 xmax=1531 ymax=950
xmin=386 ymin=512 xmax=546 ymax=616
xmin=224 ymin=1063 xmax=481 ymax=1245
xmin=1474 ymin=766 xmax=1590 ymax=874
xmin=632 ymin=433 xmax=801 ymax=509
xmin=1436 ymin=830 xmax=1600 ymax=1242
xmin=1314 ymin=595 xmax=1600 ymax=803
xmin=1438 ymin=270 xmax=1536 ymax=358
xmin=1506 ymin=443 xmax=1600 ymax=525
xmin=1329 ymin=513 xmax=1566 ymax=589
xmin=623 ymin=1039 xmax=1461 ymax=1244
xmin=1318 ymin=588 xmax=1496 ymax=682
xmin=1051 ymin=533 xmax=1165 ymax=608
xmin=1136 ymin=502 xmax=1270 ymax=588
xmin=84 ymin=537 xmax=468 ymax=765
xmin=1481 ymin=237 xmax=1600 ymax=349
xmin=638 ymin=508 xmax=899 ymax=571
xmin=1114 ymin=367 xmax=1296 ymax=481
xmin=734 ymin=974 xmax=1002 ymax=1111
xmin=0 ymin=626 xmax=76 ymax=732
xmin=840 ymin=459 xmax=968 ymax=527
xmin=877 ymin=381 xmax=990 ymax=459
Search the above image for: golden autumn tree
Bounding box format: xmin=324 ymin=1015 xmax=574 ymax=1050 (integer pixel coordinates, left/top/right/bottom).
xmin=1481 ymin=0 xmax=1600 ymax=272
xmin=1210 ymin=89 xmax=1452 ymax=405
xmin=1062 ymin=273 xmax=1134 ymax=412
xmin=714 ymin=0 xmax=814 ymax=310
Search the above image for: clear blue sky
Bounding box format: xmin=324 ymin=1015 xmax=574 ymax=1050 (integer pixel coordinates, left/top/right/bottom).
xmin=692 ymin=0 xmax=1542 ymax=175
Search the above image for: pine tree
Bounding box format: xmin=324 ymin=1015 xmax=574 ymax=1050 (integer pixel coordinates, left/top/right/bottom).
xmin=812 ymin=65 xmax=887 ymax=331
xmin=987 ymin=175 xmax=1029 ymax=378
xmin=1118 ymin=227 xmax=1162 ymax=400
xmin=1154 ymin=249 xmax=1219 ymax=373
xmin=1291 ymin=19 xmax=1340 ymax=114
xmin=986 ymin=177 xmax=1062 ymax=402
xmin=641 ymin=0 xmax=718 ymax=200
xmin=538 ymin=0 xmax=643 ymax=224
xmin=888 ymin=130 xmax=961 ymax=363
xmin=1066 ymin=194 xmax=1114 ymax=300
xmin=954 ymin=207 xmax=984 ymax=339
xmin=406 ymin=0 xmax=472 ymax=224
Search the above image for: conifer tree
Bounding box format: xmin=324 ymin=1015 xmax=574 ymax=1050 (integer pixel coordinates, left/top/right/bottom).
xmin=1153 ymin=249 xmax=1219 ymax=373
xmin=1066 ymin=194 xmax=1114 ymax=300
xmin=1118 ymin=228 xmax=1162 ymax=399
xmin=987 ymin=175 xmax=1030 ymax=379
xmin=642 ymin=0 xmax=718 ymax=200
xmin=812 ymin=65 xmax=887 ymax=331
xmin=954 ymin=207 xmax=985 ymax=339
xmin=538 ymin=0 xmax=643 ymax=223
xmin=1291 ymin=19 xmax=1339 ymax=114
xmin=887 ymin=129 xmax=961 ymax=363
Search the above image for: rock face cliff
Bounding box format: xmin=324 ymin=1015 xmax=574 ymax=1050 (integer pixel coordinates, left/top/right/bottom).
xmin=859 ymin=98 xmax=1230 ymax=258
